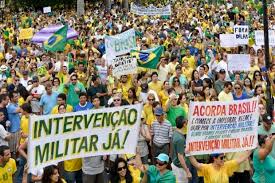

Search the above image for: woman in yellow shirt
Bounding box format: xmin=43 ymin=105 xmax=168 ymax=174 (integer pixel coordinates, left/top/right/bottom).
xmin=188 ymin=151 xmax=251 ymax=183
xmin=158 ymin=81 xmax=170 ymax=107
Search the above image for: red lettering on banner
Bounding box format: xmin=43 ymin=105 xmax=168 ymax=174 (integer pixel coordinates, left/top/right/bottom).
xmin=229 ymin=101 xmax=256 ymax=115
xmin=192 ymin=105 xmax=226 ymax=116
xmin=242 ymin=135 xmax=255 ymax=148
xmin=221 ymin=138 xmax=241 ymax=149
xmin=188 ymin=140 xmax=221 ymax=151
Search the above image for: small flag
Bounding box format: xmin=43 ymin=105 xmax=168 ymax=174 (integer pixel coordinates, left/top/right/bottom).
xmin=44 ymin=25 xmax=68 ymax=52
xmin=131 ymin=46 xmax=164 ymax=69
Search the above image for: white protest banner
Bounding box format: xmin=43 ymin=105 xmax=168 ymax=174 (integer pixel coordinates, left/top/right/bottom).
xmin=112 ymin=56 xmax=137 ymax=77
xmin=105 ymin=29 xmax=136 ymax=65
xmin=28 ymin=104 xmax=142 ymax=172
xmin=130 ymin=3 xmax=171 ymax=16
xmin=43 ymin=7 xmax=51 ymax=13
xmin=234 ymin=25 xmax=249 ymax=45
xmin=255 ymin=30 xmax=275 ymax=46
xmin=186 ymin=98 xmax=259 ymax=156
xmin=219 ymin=34 xmax=237 ymax=48
xmin=227 ymin=54 xmax=250 ymax=71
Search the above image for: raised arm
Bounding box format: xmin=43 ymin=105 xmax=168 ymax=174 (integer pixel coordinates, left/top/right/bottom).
xmin=189 ymin=155 xmax=203 ymax=170
xmin=258 ymin=135 xmax=275 ymax=160
xmin=235 ymin=150 xmax=252 ymax=164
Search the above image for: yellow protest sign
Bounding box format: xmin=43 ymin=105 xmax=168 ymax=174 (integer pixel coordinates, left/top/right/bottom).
xmin=19 ymin=28 xmax=33 ymax=40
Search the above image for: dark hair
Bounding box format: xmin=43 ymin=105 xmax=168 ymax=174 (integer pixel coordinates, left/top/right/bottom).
xmin=224 ymin=81 xmax=233 ymax=88
xmin=168 ymin=88 xmax=176 ymax=95
xmin=258 ymin=135 xmax=268 ymax=147
xmin=176 ymin=116 xmax=186 ymax=129
xmin=58 ymin=104 xmax=66 ymax=111
xmin=203 ymin=78 xmax=213 ymax=88
xmin=0 ymin=145 xmax=9 ymax=156
xmin=253 ymin=70 xmax=263 ymax=81
xmin=57 ymin=93 xmax=67 ymax=101
xmin=92 ymin=75 xmax=99 ymax=82
xmin=243 ymin=77 xmax=253 ymax=89
xmin=42 ymin=165 xmax=63 ymax=183
xmin=128 ymin=87 xmax=138 ymax=103
xmin=91 ymin=95 xmax=100 ymax=101
xmin=79 ymin=92 xmax=87 ymax=98
xmin=21 ymin=103 xmax=32 ymax=113
xmin=52 ymin=77 xmax=60 ymax=85
xmin=151 ymin=71 xmax=158 ymax=77
xmin=191 ymin=70 xmax=199 ymax=81
xmin=110 ymin=158 xmax=133 ymax=183
xmin=8 ymin=91 xmax=18 ymax=99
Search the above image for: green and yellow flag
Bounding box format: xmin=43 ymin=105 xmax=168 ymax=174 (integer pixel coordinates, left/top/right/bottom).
xmin=44 ymin=25 xmax=68 ymax=52
xmin=131 ymin=46 xmax=164 ymax=69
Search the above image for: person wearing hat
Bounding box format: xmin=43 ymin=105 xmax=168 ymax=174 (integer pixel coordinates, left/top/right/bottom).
xmin=139 ymin=153 xmax=176 ymax=183
xmin=171 ymin=116 xmax=191 ymax=182
xmin=258 ymin=113 xmax=275 ymax=158
xmin=188 ymin=150 xmax=251 ymax=183
xmin=214 ymin=69 xmax=226 ymax=94
xmin=150 ymin=107 xmax=173 ymax=162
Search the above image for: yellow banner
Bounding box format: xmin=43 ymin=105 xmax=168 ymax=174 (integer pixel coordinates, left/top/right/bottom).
xmin=19 ymin=28 xmax=33 ymax=40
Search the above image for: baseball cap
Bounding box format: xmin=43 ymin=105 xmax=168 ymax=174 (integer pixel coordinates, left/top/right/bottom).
xmin=154 ymin=107 xmax=164 ymax=116
xmin=0 ymin=65 xmax=8 ymax=71
xmin=156 ymin=153 xmax=169 ymax=163
xmin=32 ymin=76 xmax=39 ymax=82
xmin=262 ymin=113 xmax=272 ymax=124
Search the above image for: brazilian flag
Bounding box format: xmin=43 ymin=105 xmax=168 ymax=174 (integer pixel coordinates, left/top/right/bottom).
xmin=44 ymin=25 xmax=68 ymax=52
xmin=131 ymin=46 xmax=164 ymax=69
xmin=3 ymin=30 xmax=9 ymax=40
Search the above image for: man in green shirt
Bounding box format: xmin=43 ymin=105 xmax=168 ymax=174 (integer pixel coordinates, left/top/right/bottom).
xmin=171 ymin=116 xmax=191 ymax=183
xmin=65 ymin=74 xmax=86 ymax=107
xmin=165 ymin=94 xmax=187 ymax=127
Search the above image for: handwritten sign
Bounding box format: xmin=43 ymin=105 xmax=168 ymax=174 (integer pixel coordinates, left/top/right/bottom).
xmin=112 ymin=56 xmax=137 ymax=77
xmin=234 ymin=25 xmax=249 ymax=45
xmin=220 ymin=34 xmax=237 ymax=48
xmin=227 ymin=54 xmax=250 ymax=71
xmin=255 ymin=30 xmax=275 ymax=47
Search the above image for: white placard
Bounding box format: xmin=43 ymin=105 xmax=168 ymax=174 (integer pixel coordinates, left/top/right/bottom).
xmin=43 ymin=7 xmax=51 ymax=13
xmin=186 ymin=98 xmax=259 ymax=155
xmin=112 ymin=56 xmax=137 ymax=77
xmin=130 ymin=3 xmax=171 ymax=16
xmin=28 ymin=104 xmax=142 ymax=172
xmin=220 ymin=34 xmax=237 ymax=48
xmin=227 ymin=54 xmax=250 ymax=71
xmin=255 ymin=30 xmax=275 ymax=47
xmin=234 ymin=25 xmax=249 ymax=45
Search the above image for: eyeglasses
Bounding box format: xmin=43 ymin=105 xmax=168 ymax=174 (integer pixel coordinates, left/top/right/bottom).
xmin=114 ymin=99 xmax=121 ymax=102
xmin=255 ymin=74 xmax=260 ymax=76
xmin=148 ymin=98 xmax=155 ymax=101
xmin=156 ymin=160 xmax=166 ymax=166
xmin=71 ymin=79 xmax=77 ymax=81
xmin=219 ymin=156 xmax=225 ymax=160
xmin=174 ymin=80 xmax=179 ymax=82
xmin=117 ymin=166 xmax=126 ymax=171
xmin=33 ymin=80 xmax=38 ymax=83
xmin=234 ymin=87 xmax=241 ymax=90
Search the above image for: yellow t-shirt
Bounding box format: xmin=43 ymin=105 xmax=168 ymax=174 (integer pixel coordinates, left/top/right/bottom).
xmin=182 ymin=56 xmax=196 ymax=70
xmin=18 ymin=97 xmax=25 ymax=107
xmin=159 ymin=90 xmax=169 ymax=107
xmin=118 ymin=81 xmax=132 ymax=99
xmin=198 ymin=160 xmax=239 ymax=183
xmin=57 ymin=72 xmax=69 ymax=84
xmin=182 ymin=67 xmax=193 ymax=81
xmin=64 ymin=159 xmax=82 ymax=172
xmin=20 ymin=115 xmax=29 ymax=144
xmin=51 ymin=105 xmax=73 ymax=114
xmin=143 ymin=104 xmax=155 ymax=126
xmin=0 ymin=158 xmax=17 ymax=183
xmin=148 ymin=81 xmax=162 ymax=94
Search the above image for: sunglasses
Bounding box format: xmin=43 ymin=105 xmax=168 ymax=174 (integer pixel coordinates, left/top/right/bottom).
xmin=174 ymin=80 xmax=179 ymax=82
xmin=219 ymin=156 xmax=225 ymax=160
xmin=117 ymin=166 xmax=126 ymax=171
xmin=255 ymin=74 xmax=260 ymax=76
xmin=71 ymin=79 xmax=77 ymax=81
xmin=235 ymin=87 xmax=241 ymax=90
xmin=148 ymin=98 xmax=155 ymax=101
xmin=114 ymin=99 xmax=121 ymax=102
xmin=156 ymin=160 xmax=166 ymax=166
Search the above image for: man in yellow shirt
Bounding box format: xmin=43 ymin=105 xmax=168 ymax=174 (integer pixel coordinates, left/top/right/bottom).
xmin=0 ymin=145 xmax=17 ymax=183
xmin=19 ymin=103 xmax=32 ymax=145
xmin=218 ymin=82 xmax=233 ymax=102
xmin=148 ymin=72 xmax=163 ymax=94
xmin=51 ymin=93 xmax=73 ymax=114
xmin=182 ymin=49 xmax=196 ymax=70
xmin=117 ymin=75 xmax=132 ymax=99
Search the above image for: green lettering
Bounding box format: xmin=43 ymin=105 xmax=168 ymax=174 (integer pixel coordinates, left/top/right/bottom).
xmin=71 ymin=137 xmax=81 ymax=154
xmin=38 ymin=119 xmax=52 ymax=138
xmin=118 ymin=109 xmax=127 ymax=126
xmin=93 ymin=113 xmax=102 ymax=128
xmin=102 ymin=112 xmax=111 ymax=127
xmin=78 ymin=136 xmax=88 ymax=153
xmin=33 ymin=121 xmax=38 ymax=139
xmin=111 ymin=111 xmax=119 ymax=127
xmin=103 ymin=133 xmax=112 ymax=150
xmin=63 ymin=116 xmax=73 ymax=133
xmin=73 ymin=115 xmax=83 ymax=130
xmin=84 ymin=114 xmax=94 ymax=129
xmin=35 ymin=143 xmax=50 ymax=165
xmin=55 ymin=140 xmax=63 ymax=158
xmin=89 ymin=135 xmax=98 ymax=151
xmin=128 ymin=109 xmax=137 ymax=125
xmin=111 ymin=132 xmax=120 ymax=149
xmin=64 ymin=139 xmax=69 ymax=156
xmin=54 ymin=117 xmax=63 ymax=135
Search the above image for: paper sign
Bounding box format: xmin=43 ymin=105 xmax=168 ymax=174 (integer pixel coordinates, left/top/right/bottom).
xmin=112 ymin=56 xmax=137 ymax=77
xmin=220 ymin=34 xmax=237 ymax=48
xmin=227 ymin=54 xmax=250 ymax=71
xmin=234 ymin=25 xmax=249 ymax=45
xmin=43 ymin=7 xmax=51 ymax=13
xmin=255 ymin=30 xmax=275 ymax=46
xmin=28 ymin=104 xmax=142 ymax=172
xmin=186 ymin=98 xmax=259 ymax=155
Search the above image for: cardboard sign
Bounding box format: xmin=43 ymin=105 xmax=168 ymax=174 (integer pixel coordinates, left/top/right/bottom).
xmin=227 ymin=54 xmax=250 ymax=71
xmin=220 ymin=34 xmax=237 ymax=48
xmin=255 ymin=30 xmax=275 ymax=46
xmin=112 ymin=56 xmax=137 ymax=77
xmin=43 ymin=7 xmax=51 ymax=13
xmin=234 ymin=25 xmax=249 ymax=45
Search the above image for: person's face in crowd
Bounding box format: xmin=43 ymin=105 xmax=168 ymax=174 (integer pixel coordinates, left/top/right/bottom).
xmin=113 ymin=97 xmax=122 ymax=107
xmin=156 ymin=160 xmax=167 ymax=171
xmin=204 ymin=87 xmax=210 ymax=97
xmin=182 ymin=60 xmax=189 ymax=67
xmin=250 ymin=58 xmax=256 ymax=66
xmin=59 ymin=53 xmax=65 ymax=61
xmin=12 ymin=93 xmax=19 ymax=103
xmin=93 ymin=98 xmax=101 ymax=108
xmin=46 ymin=86 xmax=53 ymax=95
xmin=255 ymin=86 xmax=263 ymax=95
xmin=263 ymin=121 xmax=272 ymax=131
xmin=128 ymin=89 xmax=133 ymax=98
xmin=0 ymin=112 xmax=4 ymax=122
xmin=224 ymin=85 xmax=232 ymax=94
xmin=3 ymin=96 xmax=9 ymax=106
xmin=173 ymin=78 xmax=180 ymax=86
xmin=53 ymin=79 xmax=60 ymax=87
xmin=0 ymin=88 xmax=7 ymax=95
xmin=71 ymin=76 xmax=77 ymax=85
xmin=62 ymin=66 xmax=68 ymax=74
xmin=58 ymin=105 xmax=66 ymax=114
xmin=234 ymin=84 xmax=242 ymax=94
xmin=235 ymin=74 xmax=241 ymax=81
xmin=214 ymin=154 xmax=225 ymax=166
xmin=259 ymin=104 xmax=266 ymax=115
xmin=57 ymin=97 xmax=65 ymax=105
xmin=13 ymin=77 xmax=20 ymax=86
xmin=50 ymin=168 xmax=60 ymax=183
xmin=219 ymin=72 xmax=226 ymax=80
xmin=194 ymin=71 xmax=199 ymax=80
xmin=0 ymin=149 xmax=11 ymax=164
xmin=222 ymin=54 xmax=227 ymax=61
xmin=10 ymin=70 xmax=16 ymax=77
xmin=148 ymin=96 xmax=155 ymax=105
xmin=160 ymin=58 xmax=167 ymax=66
xmin=199 ymin=67 xmax=205 ymax=76
xmin=181 ymin=95 xmax=187 ymax=104
xmin=186 ymin=49 xmax=191 ymax=56
xmin=121 ymin=75 xmax=128 ymax=83
xmin=176 ymin=68 xmax=182 ymax=76
xmin=201 ymin=58 xmax=206 ymax=64
xmin=254 ymin=72 xmax=261 ymax=81
xmin=244 ymin=79 xmax=251 ymax=87
xmin=171 ymin=97 xmax=178 ymax=106
xmin=163 ymin=81 xmax=170 ymax=90
xmin=156 ymin=113 xmax=164 ymax=122
xmin=33 ymin=79 xmax=39 ymax=87
xmin=117 ymin=161 xmax=127 ymax=177
xmin=42 ymin=55 xmax=47 ymax=61
xmin=79 ymin=95 xmax=87 ymax=105
xmin=78 ymin=64 xmax=84 ymax=72
xmin=23 ymin=73 xmax=28 ymax=79
xmin=151 ymin=74 xmax=158 ymax=82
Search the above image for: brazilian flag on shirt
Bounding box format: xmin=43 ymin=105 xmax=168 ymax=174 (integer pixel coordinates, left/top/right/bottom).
xmin=44 ymin=25 xmax=68 ymax=52
xmin=131 ymin=46 xmax=164 ymax=69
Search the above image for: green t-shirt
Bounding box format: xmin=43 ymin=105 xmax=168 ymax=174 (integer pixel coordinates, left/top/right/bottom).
xmin=147 ymin=165 xmax=176 ymax=183
xmin=166 ymin=106 xmax=186 ymax=127
xmin=66 ymin=82 xmax=86 ymax=107
xmin=172 ymin=131 xmax=189 ymax=168
xmin=252 ymin=148 xmax=275 ymax=183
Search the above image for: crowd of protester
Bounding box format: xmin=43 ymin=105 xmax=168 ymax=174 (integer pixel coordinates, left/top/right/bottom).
xmin=0 ymin=0 xmax=275 ymax=183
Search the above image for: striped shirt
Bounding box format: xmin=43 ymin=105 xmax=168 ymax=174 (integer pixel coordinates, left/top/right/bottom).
xmin=150 ymin=120 xmax=173 ymax=146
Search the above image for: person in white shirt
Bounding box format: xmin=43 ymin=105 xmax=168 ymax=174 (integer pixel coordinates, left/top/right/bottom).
xmin=157 ymin=57 xmax=169 ymax=83
xmin=0 ymin=111 xmax=10 ymax=146
xmin=215 ymin=53 xmax=231 ymax=81
xmin=20 ymin=71 xmax=31 ymax=88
